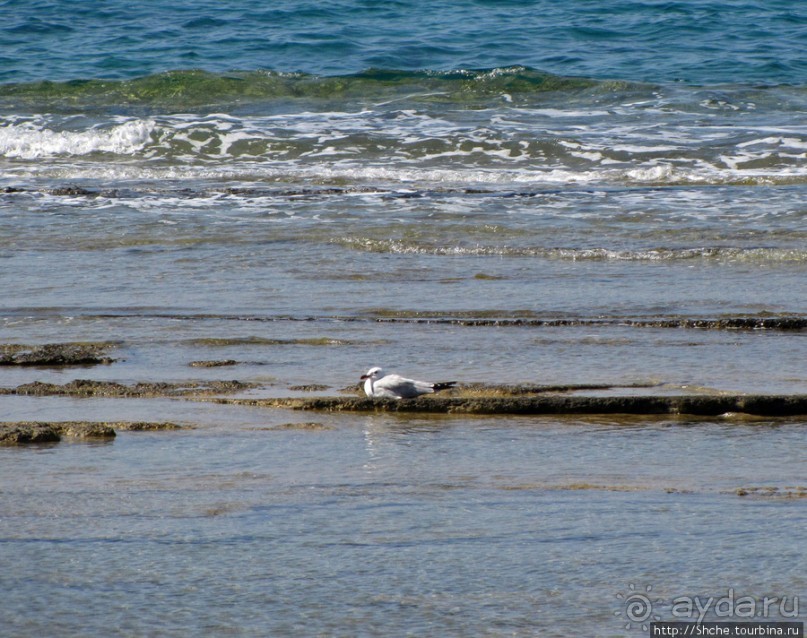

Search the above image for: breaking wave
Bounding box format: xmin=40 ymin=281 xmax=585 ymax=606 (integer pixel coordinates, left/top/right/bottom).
xmin=0 ymin=118 xmax=155 ymax=160
xmin=0 ymin=67 xmax=803 ymax=188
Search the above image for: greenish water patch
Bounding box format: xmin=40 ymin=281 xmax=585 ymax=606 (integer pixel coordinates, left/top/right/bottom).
xmin=0 ymin=67 xmax=610 ymax=112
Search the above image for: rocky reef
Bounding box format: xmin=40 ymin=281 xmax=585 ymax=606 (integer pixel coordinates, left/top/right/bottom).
xmin=0 ymin=343 xmax=116 ymax=367
xmin=0 ymin=379 xmax=255 ymax=398
xmin=213 ymin=389 xmax=807 ymax=417
xmin=0 ymin=421 xmax=184 ymax=445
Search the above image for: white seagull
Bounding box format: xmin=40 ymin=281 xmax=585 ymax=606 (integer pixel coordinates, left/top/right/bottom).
xmin=360 ymin=366 xmax=456 ymax=399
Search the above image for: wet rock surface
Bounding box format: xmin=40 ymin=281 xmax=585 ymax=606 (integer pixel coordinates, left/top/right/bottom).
xmin=0 ymin=343 xmax=116 ymax=367
xmin=115 ymin=422 xmax=185 ymax=431
xmin=0 ymin=379 xmax=255 ymax=397
xmin=358 ymin=313 xmax=807 ymax=332
xmin=0 ymin=421 xmax=185 ymax=445
xmin=734 ymin=486 xmax=807 ymax=499
xmin=189 ymin=360 xmax=238 ymax=367
xmin=215 ymin=391 xmax=807 ymax=417
xmin=268 ymin=422 xmax=335 ymax=431
xmin=0 ymin=423 xmax=62 ymax=444
xmin=4 ymin=376 xmax=807 ymax=447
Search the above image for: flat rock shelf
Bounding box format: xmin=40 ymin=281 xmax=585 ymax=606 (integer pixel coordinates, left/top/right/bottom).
xmin=210 ymin=393 xmax=807 ymax=417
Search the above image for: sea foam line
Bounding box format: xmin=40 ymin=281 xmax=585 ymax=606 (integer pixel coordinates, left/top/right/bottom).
xmin=335 ymin=238 xmax=807 ymax=262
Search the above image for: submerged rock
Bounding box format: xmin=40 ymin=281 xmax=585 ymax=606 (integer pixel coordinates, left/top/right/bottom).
xmin=735 ymin=486 xmax=807 ymax=499
xmin=190 ymin=359 xmax=238 ymax=367
xmin=269 ymin=422 xmax=335 ymax=431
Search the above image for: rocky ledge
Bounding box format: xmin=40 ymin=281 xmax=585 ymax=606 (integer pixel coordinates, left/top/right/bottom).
xmin=0 ymin=343 xmax=116 ymax=367
xmin=212 ymin=393 xmax=807 ymax=417
xmin=0 ymin=421 xmax=184 ymax=445
xmin=0 ymin=379 xmax=255 ymax=398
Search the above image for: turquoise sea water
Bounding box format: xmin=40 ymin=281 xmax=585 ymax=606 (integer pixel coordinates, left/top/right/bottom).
xmin=1 ymin=2 xmax=806 ymax=636
xmin=0 ymin=0 xmax=805 ymax=84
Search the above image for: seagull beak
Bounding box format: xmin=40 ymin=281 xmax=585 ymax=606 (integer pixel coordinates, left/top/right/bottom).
xmin=360 ymin=374 xmax=369 ymax=380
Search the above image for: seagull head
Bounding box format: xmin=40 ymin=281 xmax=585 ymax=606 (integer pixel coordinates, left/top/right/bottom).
xmin=360 ymin=366 xmax=384 ymax=381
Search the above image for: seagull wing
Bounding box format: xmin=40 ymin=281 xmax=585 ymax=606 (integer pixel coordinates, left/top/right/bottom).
xmin=374 ymin=374 xmax=434 ymax=399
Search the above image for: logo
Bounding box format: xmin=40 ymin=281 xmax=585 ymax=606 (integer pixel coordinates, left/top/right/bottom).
xmin=615 ymin=585 xmax=800 ymax=632
xmin=615 ymin=584 xmax=663 ymax=631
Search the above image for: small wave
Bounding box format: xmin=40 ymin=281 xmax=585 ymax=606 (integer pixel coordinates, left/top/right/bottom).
xmin=0 ymin=119 xmax=154 ymax=159
xmin=336 ymin=238 xmax=807 ymax=263
xmin=1 ymin=74 xmax=803 ymax=189
xmin=0 ymin=67 xmax=606 ymax=111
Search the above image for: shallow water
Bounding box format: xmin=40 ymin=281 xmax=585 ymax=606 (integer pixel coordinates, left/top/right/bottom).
xmin=1 ymin=1 xmax=806 ymax=636
xmin=1 ymin=414 xmax=805 ymax=637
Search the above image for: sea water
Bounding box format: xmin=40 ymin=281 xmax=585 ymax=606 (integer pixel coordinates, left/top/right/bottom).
xmin=1 ymin=1 xmax=806 ymax=636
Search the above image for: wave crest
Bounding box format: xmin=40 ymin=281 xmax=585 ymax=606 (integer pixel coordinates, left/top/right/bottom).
xmin=0 ymin=67 xmax=612 ymax=111
xmin=0 ymin=119 xmax=154 ymax=159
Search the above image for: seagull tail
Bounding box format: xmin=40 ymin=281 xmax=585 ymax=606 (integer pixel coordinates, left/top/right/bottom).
xmin=432 ymin=381 xmax=456 ymax=393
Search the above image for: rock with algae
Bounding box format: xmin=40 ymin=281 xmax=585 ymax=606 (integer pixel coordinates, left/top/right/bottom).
xmin=1 ymin=379 xmax=254 ymax=398
xmin=0 ymin=421 xmax=184 ymax=445
xmin=0 ymin=343 xmax=116 ymax=367
xmin=213 ymin=390 xmax=807 ymax=417
xmin=0 ymin=423 xmax=62 ymax=444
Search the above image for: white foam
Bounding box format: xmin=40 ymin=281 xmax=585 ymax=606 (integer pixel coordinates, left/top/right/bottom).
xmin=736 ymin=136 xmax=807 ymax=151
xmin=0 ymin=119 xmax=155 ymax=159
xmin=336 ymin=239 xmax=807 ymax=263
xmin=2 ymin=106 xmax=804 ymax=189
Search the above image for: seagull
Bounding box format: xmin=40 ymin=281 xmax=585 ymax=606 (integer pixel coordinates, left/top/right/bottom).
xmin=360 ymin=366 xmax=456 ymax=399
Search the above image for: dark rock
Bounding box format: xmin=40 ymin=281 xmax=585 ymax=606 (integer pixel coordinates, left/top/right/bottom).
xmin=10 ymin=380 xmax=130 ymax=397
xmin=734 ymin=486 xmax=807 ymax=499
xmin=213 ymin=393 xmax=807 ymax=417
xmin=0 ymin=343 xmax=116 ymax=367
xmin=0 ymin=421 xmax=184 ymax=444
xmin=53 ymin=422 xmax=116 ymax=439
xmin=0 ymin=423 xmax=61 ymax=445
xmin=114 ymin=422 xmax=184 ymax=431
xmin=269 ymin=422 xmax=335 ymax=431
xmin=1 ymin=379 xmax=255 ymax=398
xmin=190 ymin=360 xmax=238 ymax=367
xmin=50 ymin=186 xmax=95 ymax=196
